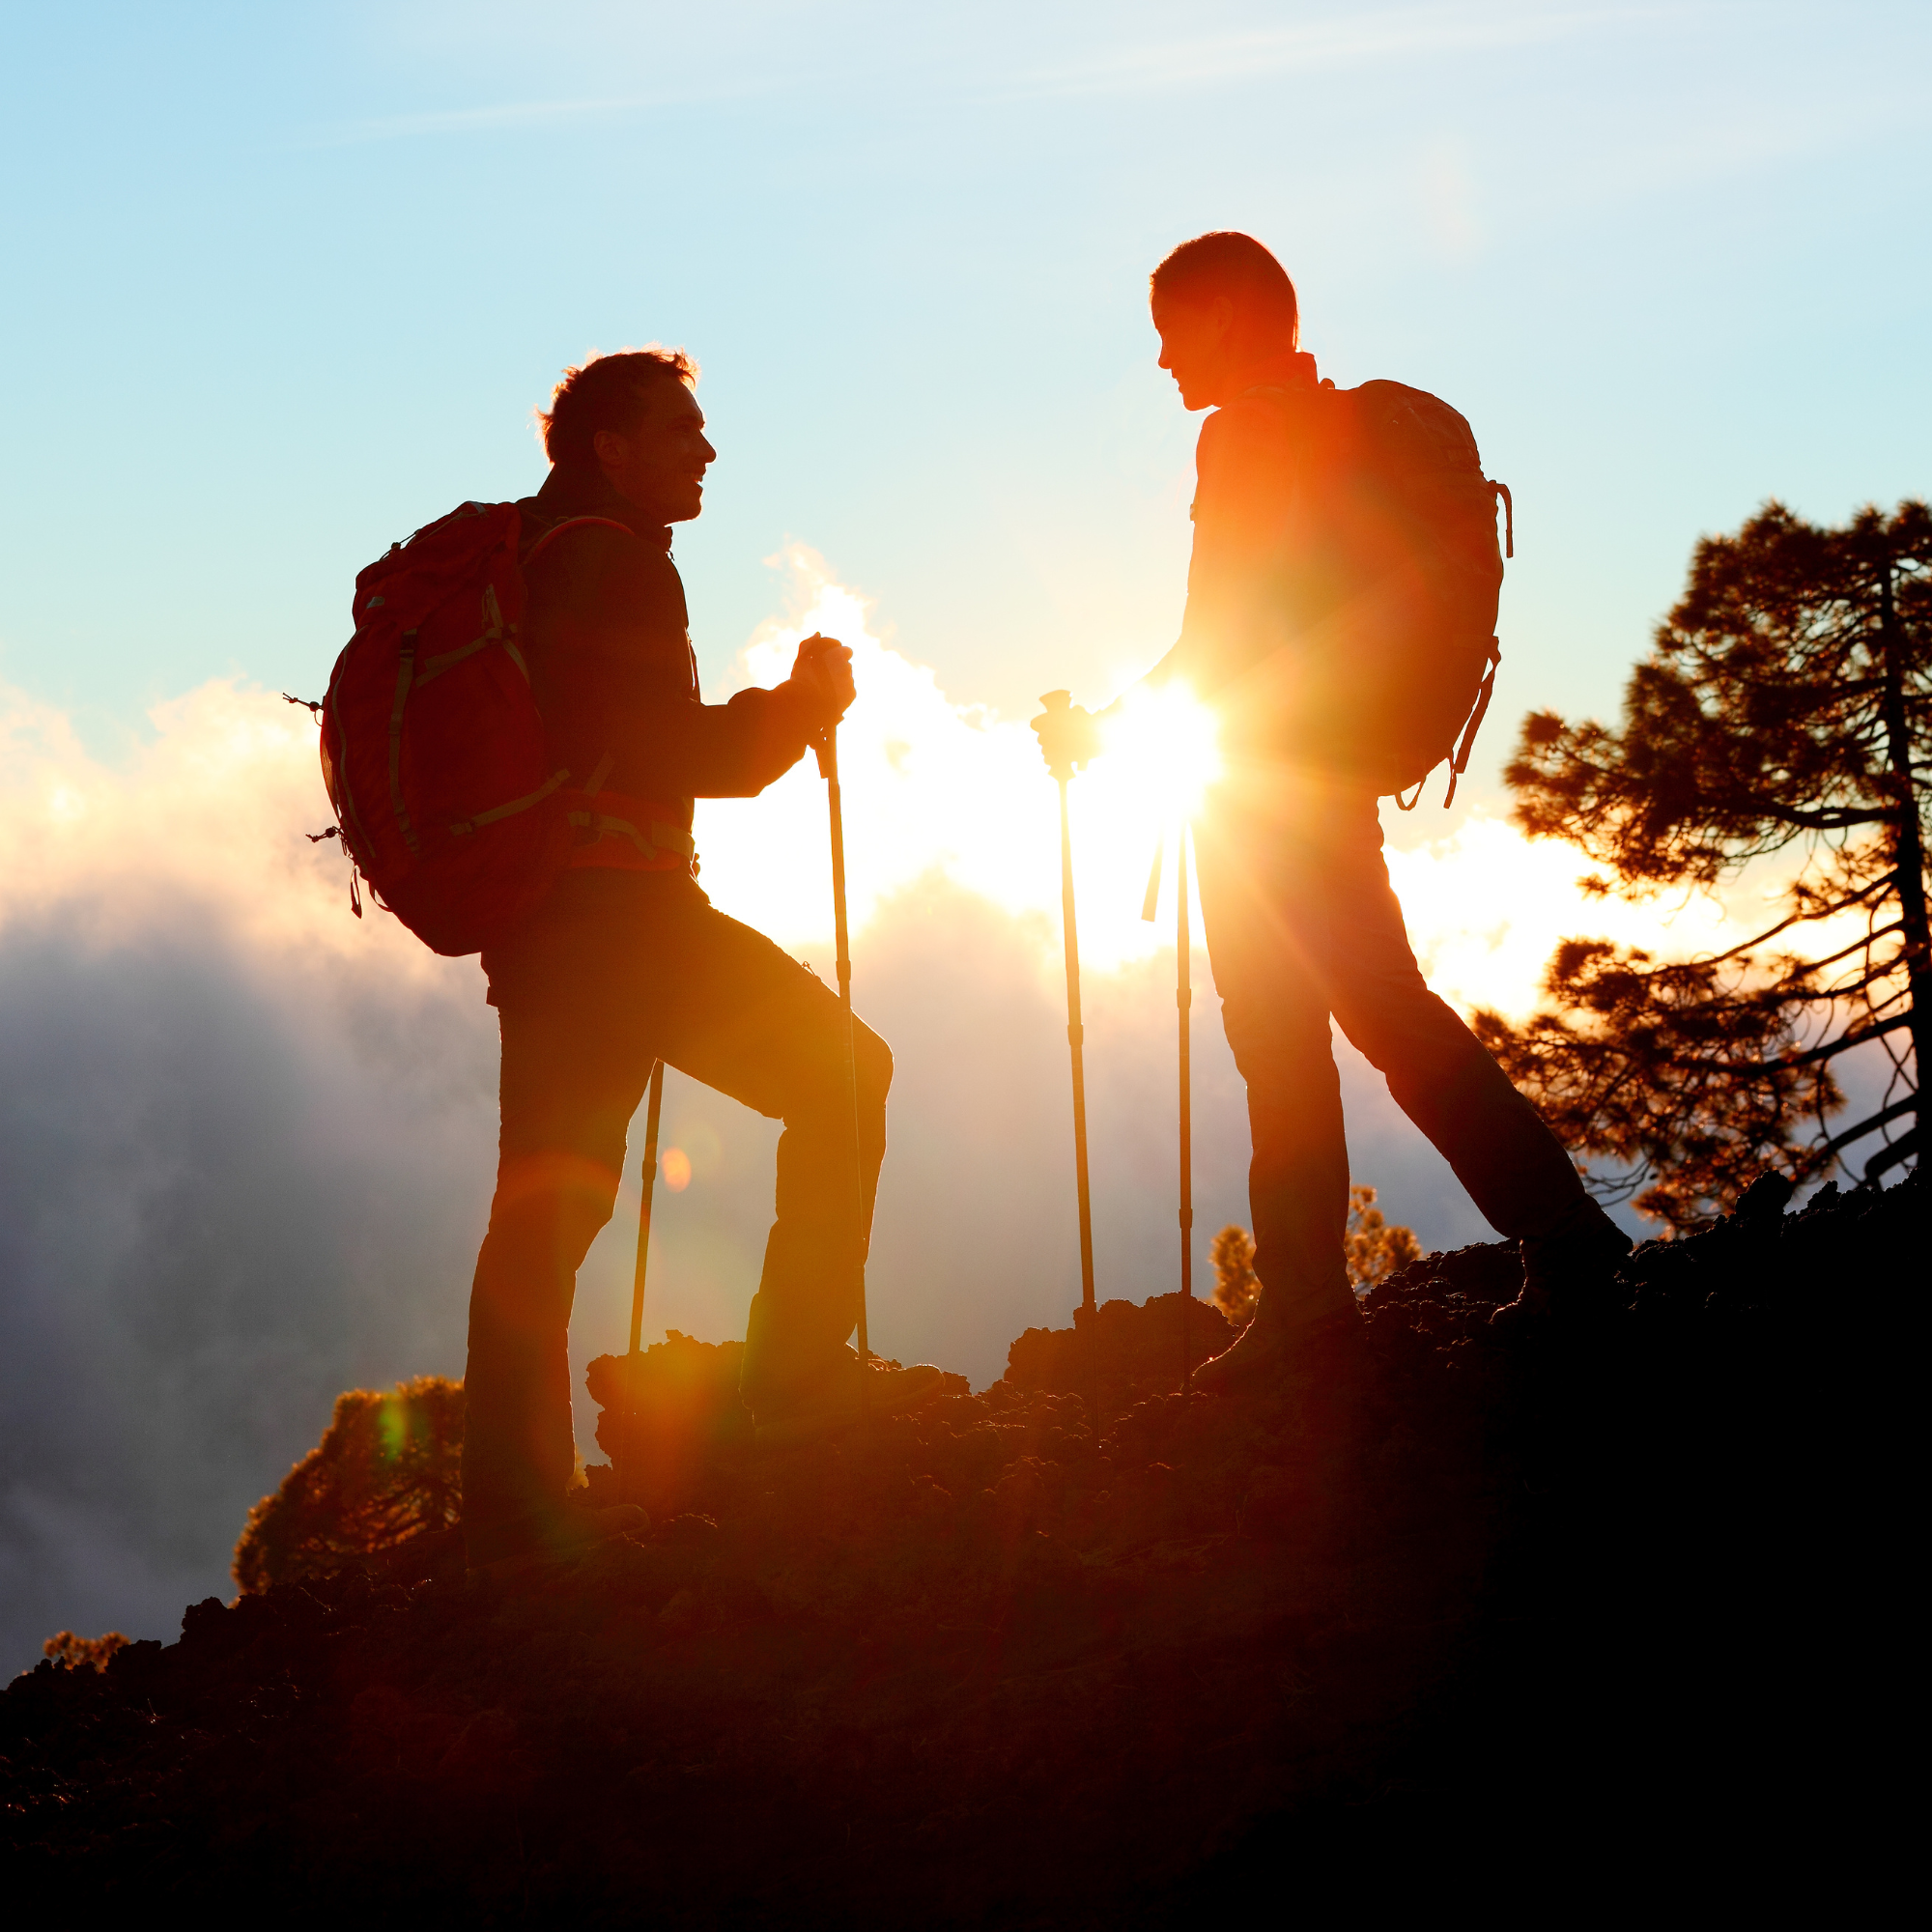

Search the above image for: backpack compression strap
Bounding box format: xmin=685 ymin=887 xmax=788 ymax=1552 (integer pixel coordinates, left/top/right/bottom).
xmin=560 ymin=788 xmax=697 ymax=876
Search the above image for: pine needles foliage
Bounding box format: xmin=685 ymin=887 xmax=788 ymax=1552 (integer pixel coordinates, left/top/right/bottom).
xmin=1477 ymin=499 xmax=1929 ymax=1230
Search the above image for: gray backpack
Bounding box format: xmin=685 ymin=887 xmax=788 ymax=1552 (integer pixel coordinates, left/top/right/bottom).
xmin=1248 ymin=378 xmax=1512 ymax=806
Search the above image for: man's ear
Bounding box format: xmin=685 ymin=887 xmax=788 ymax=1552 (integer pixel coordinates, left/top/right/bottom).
xmin=1208 ymin=294 xmax=1236 ymax=345
xmin=591 ymin=426 xmax=631 ymax=472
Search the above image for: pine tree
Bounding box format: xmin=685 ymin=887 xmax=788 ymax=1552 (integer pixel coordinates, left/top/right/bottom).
xmin=1474 ymin=500 xmax=1929 ymax=1230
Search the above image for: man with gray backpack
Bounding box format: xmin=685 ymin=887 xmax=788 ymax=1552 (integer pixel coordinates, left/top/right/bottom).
xmin=1033 ymin=232 xmax=1631 ymax=1393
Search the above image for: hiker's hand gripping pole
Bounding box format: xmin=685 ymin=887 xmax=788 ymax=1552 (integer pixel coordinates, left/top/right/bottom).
xmin=812 ymin=721 xmax=871 ymax=1418
xmin=1037 ymin=692 xmax=1098 ymax=1329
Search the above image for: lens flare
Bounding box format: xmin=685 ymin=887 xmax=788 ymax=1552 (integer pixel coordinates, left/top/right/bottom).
xmin=1095 ymin=682 xmax=1222 ymax=820
xmin=661 ymin=1148 xmax=692 ymax=1192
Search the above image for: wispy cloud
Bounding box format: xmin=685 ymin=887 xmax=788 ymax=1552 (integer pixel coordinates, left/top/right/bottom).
xmin=298 ymin=3 xmax=1687 ymax=144
xmin=1002 ymin=2 xmax=1676 ymax=100
xmin=306 ymin=77 xmax=788 ymax=148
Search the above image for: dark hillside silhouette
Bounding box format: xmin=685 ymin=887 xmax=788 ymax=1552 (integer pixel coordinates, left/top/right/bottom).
xmin=1479 ymin=501 xmax=1928 ymax=1228
xmin=5 ymin=1170 xmax=1917 ymax=1915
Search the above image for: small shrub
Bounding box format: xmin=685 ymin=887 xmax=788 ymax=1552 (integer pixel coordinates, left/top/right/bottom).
xmin=43 ymin=1630 xmax=128 ymax=1673
xmin=1347 ymin=1185 xmax=1422 ymax=1293
xmin=233 ymin=1376 xmax=464 ymax=1594
xmin=1210 ymin=1186 xmax=1422 ymax=1316
xmin=1209 ymin=1226 xmax=1260 ymax=1327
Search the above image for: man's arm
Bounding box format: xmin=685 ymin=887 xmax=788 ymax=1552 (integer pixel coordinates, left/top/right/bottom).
xmin=1034 ymin=396 xmax=1300 ymax=768
xmin=526 ymin=526 xmax=845 ymax=799
xmin=1142 ymin=395 xmax=1300 ymax=698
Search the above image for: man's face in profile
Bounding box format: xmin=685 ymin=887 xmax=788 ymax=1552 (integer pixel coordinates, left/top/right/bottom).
xmin=593 ymin=381 xmax=717 ymax=523
xmin=1151 ymin=289 xmax=1236 ymax=412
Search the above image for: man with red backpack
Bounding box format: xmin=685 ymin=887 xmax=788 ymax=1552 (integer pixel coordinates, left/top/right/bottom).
xmin=437 ymin=349 xmax=937 ymax=1565
xmin=1034 ymin=233 xmax=1631 ymax=1392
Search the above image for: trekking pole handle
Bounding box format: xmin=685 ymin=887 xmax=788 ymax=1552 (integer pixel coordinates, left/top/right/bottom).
xmin=1037 ymin=689 xmax=1080 ymax=784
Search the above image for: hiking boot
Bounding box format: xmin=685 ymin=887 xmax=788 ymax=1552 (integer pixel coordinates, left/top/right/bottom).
xmin=1190 ymin=1297 xmax=1365 ymax=1398
xmin=752 ymin=1356 xmax=944 ymax=1449
xmin=465 ymin=1501 xmax=649 ymax=1577
xmin=1490 ymin=1208 xmax=1634 ymax=1334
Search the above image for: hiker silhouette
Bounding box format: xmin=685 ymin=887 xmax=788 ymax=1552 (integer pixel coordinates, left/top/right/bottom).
xmin=451 ymin=351 xmax=937 ymax=1566
xmin=1032 ymin=232 xmax=1630 ymax=1391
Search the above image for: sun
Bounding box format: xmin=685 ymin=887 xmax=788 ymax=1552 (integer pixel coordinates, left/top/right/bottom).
xmin=1094 ymin=682 xmax=1223 ymax=821
xmin=1033 ymin=679 xmax=1222 ymax=965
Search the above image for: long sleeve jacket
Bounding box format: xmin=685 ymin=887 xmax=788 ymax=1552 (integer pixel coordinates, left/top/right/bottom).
xmin=1144 ymin=351 xmax=1321 ymax=707
xmin=516 ymin=467 xmax=819 ymax=830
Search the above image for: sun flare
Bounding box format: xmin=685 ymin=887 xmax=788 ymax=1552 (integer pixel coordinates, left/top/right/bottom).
xmin=1094 ymin=682 xmax=1223 ymax=823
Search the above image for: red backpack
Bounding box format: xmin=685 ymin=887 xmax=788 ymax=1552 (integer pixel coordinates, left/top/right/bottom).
xmin=318 ymin=501 xmax=627 ymax=956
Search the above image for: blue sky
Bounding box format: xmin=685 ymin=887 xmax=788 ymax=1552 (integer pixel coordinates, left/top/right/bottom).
xmin=4 ymin=0 xmax=1927 ymax=803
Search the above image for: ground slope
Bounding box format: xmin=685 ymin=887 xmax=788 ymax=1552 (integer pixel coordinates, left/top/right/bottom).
xmin=3 ymin=1171 xmax=1914 ymax=1921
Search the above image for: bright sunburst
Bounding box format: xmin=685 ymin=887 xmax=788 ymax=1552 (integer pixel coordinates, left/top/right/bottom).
xmin=1094 ymin=681 xmax=1223 ymax=823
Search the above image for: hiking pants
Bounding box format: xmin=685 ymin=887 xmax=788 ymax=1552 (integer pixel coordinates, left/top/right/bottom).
xmin=461 ymin=871 xmax=890 ymax=1538
xmin=1191 ymin=775 xmax=1587 ymax=1327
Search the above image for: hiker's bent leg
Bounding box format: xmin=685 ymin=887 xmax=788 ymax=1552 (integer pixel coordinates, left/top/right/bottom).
xmin=645 ymin=900 xmax=892 ymax=1408
xmin=1194 ymin=799 xmax=1355 ymax=1330
xmin=1317 ymin=798 xmax=1589 ymax=1240
xmin=463 ymin=986 xmax=651 ymax=1545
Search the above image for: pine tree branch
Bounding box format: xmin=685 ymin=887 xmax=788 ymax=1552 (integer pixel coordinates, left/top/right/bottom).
xmin=1820 ymin=1094 xmax=1919 ymax=1154
xmin=1736 ymin=798 xmax=1890 ymax=833
xmin=1801 ymin=921 xmax=1905 ymax=976
xmin=1631 ymin=1009 xmax=1909 ymax=1080
xmin=1862 ymin=1124 xmax=1920 ymax=1182
xmin=1682 ymin=889 xmax=1898 ymax=970
xmin=1764 ymin=1009 xmax=1914 ymax=1068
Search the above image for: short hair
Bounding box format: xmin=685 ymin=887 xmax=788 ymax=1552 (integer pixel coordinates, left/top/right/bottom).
xmin=1150 ymin=233 xmax=1299 ymax=349
xmin=538 ymin=347 xmax=699 ymax=469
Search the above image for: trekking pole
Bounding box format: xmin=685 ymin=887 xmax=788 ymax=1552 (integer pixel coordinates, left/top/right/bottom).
xmin=1177 ymin=823 xmax=1194 ymax=1392
xmin=1038 ymin=692 xmax=1099 ymax=1423
xmin=812 ymin=722 xmax=870 ymax=1420
xmin=624 ymin=1057 xmax=667 ymax=1503
xmin=1143 ymin=824 xmax=1195 ymax=1393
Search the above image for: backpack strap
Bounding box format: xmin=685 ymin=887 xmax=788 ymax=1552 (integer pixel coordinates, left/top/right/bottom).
xmin=1490 ymin=480 xmax=1514 ymax=558
xmin=1439 ymin=638 xmax=1502 ymax=810
xmin=523 ymin=513 xmax=635 ymax=567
